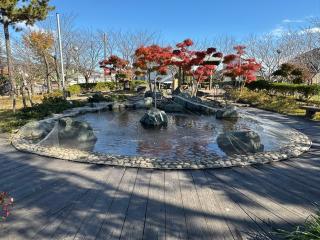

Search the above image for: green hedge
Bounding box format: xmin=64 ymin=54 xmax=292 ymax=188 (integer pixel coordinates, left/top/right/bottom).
xmin=67 ymin=82 xmax=117 ymax=94
xmin=247 ymin=80 xmax=320 ymax=99
xmin=67 ymin=85 xmax=81 ymax=95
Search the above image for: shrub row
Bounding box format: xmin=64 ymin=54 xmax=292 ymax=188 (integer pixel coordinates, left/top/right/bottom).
xmin=18 ymin=96 xmax=85 ymax=120
xmin=66 ymin=80 xmax=147 ymax=95
xmin=247 ymin=80 xmax=320 ymax=99
xmin=66 ymin=82 xmax=117 ymax=95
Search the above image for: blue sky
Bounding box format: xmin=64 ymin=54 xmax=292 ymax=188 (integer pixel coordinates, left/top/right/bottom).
xmin=49 ymin=0 xmax=320 ymax=41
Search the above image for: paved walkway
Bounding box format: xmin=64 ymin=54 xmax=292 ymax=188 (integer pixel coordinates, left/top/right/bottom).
xmin=0 ymin=109 xmax=319 ymax=240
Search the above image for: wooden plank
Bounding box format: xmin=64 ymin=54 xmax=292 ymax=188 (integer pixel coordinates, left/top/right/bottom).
xmin=164 ymin=170 xmax=188 ymax=240
xmin=96 ymin=168 xmax=138 ymax=240
xmin=178 ymin=170 xmax=210 ymax=239
xmin=209 ymin=168 xmax=305 ymax=231
xmin=242 ymin=167 xmax=316 ymax=216
xmin=251 ymin=164 xmax=320 ymax=205
xmin=72 ymin=167 xmax=126 ymax=240
xmin=120 ymin=169 xmax=152 ymax=240
xmin=1 ymin=165 xmax=112 ymax=239
xmin=143 ymin=170 xmax=166 ymax=240
xmin=191 ymin=170 xmax=234 ymax=239
xmin=202 ymin=170 xmax=270 ymax=240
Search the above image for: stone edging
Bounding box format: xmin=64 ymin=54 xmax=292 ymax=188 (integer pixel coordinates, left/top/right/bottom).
xmin=11 ymin=103 xmax=312 ymax=170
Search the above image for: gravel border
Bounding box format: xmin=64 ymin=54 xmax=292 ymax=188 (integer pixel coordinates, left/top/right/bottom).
xmin=11 ymin=102 xmax=312 ymax=170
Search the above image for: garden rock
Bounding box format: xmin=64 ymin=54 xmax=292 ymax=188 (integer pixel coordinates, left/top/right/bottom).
xmin=58 ymin=117 xmax=97 ymax=150
xmin=140 ymin=108 xmax=168 ymax=127
xmin=20 ymin=120 xmax=55 ymax=141
xmin=217 ymin=130 xmax=264 ymax=154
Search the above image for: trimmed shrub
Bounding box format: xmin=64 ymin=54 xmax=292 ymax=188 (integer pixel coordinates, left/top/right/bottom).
xmin=93 ymin=82 xmax=116 ymax=92
xmin=67 ymin=85 xmax=81 ymax=95
xmin=247 ymin=80 xmax=320 ymax=99
xmin=74 ymin=82 xmax=117 ymax=93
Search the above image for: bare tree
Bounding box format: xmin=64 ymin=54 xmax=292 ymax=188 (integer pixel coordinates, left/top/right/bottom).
xmin=72 ymin=30 xmax=103 ymax=83
xmin=244 ymin=34 xmax=281 ymax=80
xmin=115 ymin=30 xmax=160 ymax=64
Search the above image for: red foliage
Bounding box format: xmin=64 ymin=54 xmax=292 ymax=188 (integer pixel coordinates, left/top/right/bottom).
xmin=134 ymin=45 xmax=173 ymax=74
xmin=223 ymin=46 xmax=261 ymax=83
xmin=172 ymin=39 xmax=223 ymax=84
xmin=99 ymin=55 xmax=130 ymax=79
xmin=100 ymin=55 xmax=128 ymax=71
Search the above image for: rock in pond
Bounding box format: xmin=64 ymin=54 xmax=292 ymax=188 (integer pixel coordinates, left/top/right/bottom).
xmin=216 ymin=106 xmax=239 ymax=119
xmin=140 ymin=108 xmax=168 ymax=128
xmin=20 ymin=120 xmax=55 ymax=141
xmin=217 ymin=130 xmax=264 ymax=154
xmin=58 ymin=117 xmax=97 ymax=151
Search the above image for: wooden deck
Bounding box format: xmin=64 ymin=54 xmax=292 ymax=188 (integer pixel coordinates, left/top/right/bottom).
xmin=0 ymin=109 xmax=320 ymax=239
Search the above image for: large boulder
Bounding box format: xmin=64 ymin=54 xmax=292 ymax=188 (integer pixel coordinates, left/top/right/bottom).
xmin=20 ymin=120 xmax=55 ymax=141
xmin=217 ymin=130 xmax=264 ymax=154
xmin=140 ymin=108 xmax=168 ymax=128
xmin=216 ymin=106 xmax=239 ymax=119
xmin=58 ymin=117 xmax=97 ymax=151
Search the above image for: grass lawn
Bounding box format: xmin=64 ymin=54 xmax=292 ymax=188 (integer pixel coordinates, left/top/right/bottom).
xmin=231 ymin=89 xmax=320 ymax=120
xmin=0 ymin=95 xmax=85 ymax=133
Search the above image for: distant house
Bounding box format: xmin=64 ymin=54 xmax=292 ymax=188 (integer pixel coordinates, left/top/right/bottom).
xmin=287 ymin=48 xmax=320 ymax=84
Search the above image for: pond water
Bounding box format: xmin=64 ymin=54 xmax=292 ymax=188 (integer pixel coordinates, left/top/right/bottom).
xmin=72 ymin=109 xmax=292 ymax=161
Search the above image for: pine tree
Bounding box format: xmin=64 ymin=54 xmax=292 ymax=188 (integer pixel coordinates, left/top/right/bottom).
xmin=0 ymin=0 xmax=54 ymax=113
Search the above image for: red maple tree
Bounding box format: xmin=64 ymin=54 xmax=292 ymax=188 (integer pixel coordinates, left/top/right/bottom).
xmin=134 ymin=45 xmax=173 ymax=90
xmin=223 ymin=45 xmax=261 ymax=88
xmin=172 ymin=39 xmax=223 ymax=96
xmin=99 ymin=55 xmax=130 ymax=88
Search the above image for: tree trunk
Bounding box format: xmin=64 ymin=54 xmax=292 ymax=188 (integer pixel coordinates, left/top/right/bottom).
xmin=53 ymin=56 xmax=61 ymax=90
xmin=85 ymin=75 xmax=89 ymax=84
xmin=20 ymin=84 xmax=27 ymax=108
xmin=3 ymin=23 xmax=17 ymax=113
xmin=178 ymin=67 xmax=182 ymax=87
xmin=26 ymin=85 xmax=34 ymax=107
xmin=43 ymin=55 xmax=51 ymax=93
xmin=147 ymin=71 xmax=152 ymax=92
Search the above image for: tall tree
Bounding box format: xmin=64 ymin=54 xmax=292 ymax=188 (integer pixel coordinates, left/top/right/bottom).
xmin=0 ymin=0 xmax=54 ymax=112
xmin=223 ymin=45 xmax=261 ymax=89
xmin=23 ymin=30 xmax=54 ymax=93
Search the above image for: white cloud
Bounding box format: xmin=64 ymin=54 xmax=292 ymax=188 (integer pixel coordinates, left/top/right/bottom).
xmin=270 ymin=26 xmax=286 ymax=37
xmin=302 ymin=27 xmax=320 ymax=34
xmin=14 ymin=21 xmax=41 ymax=32
xmin=282 ymin=19 xmax=304 ymax=24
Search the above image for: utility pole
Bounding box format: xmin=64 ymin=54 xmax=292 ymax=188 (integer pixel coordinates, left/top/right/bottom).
xmin=103 ymin=33 xmax=107 ymax=82
xmin=56 ymin=13 xmax=65 ymax=94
